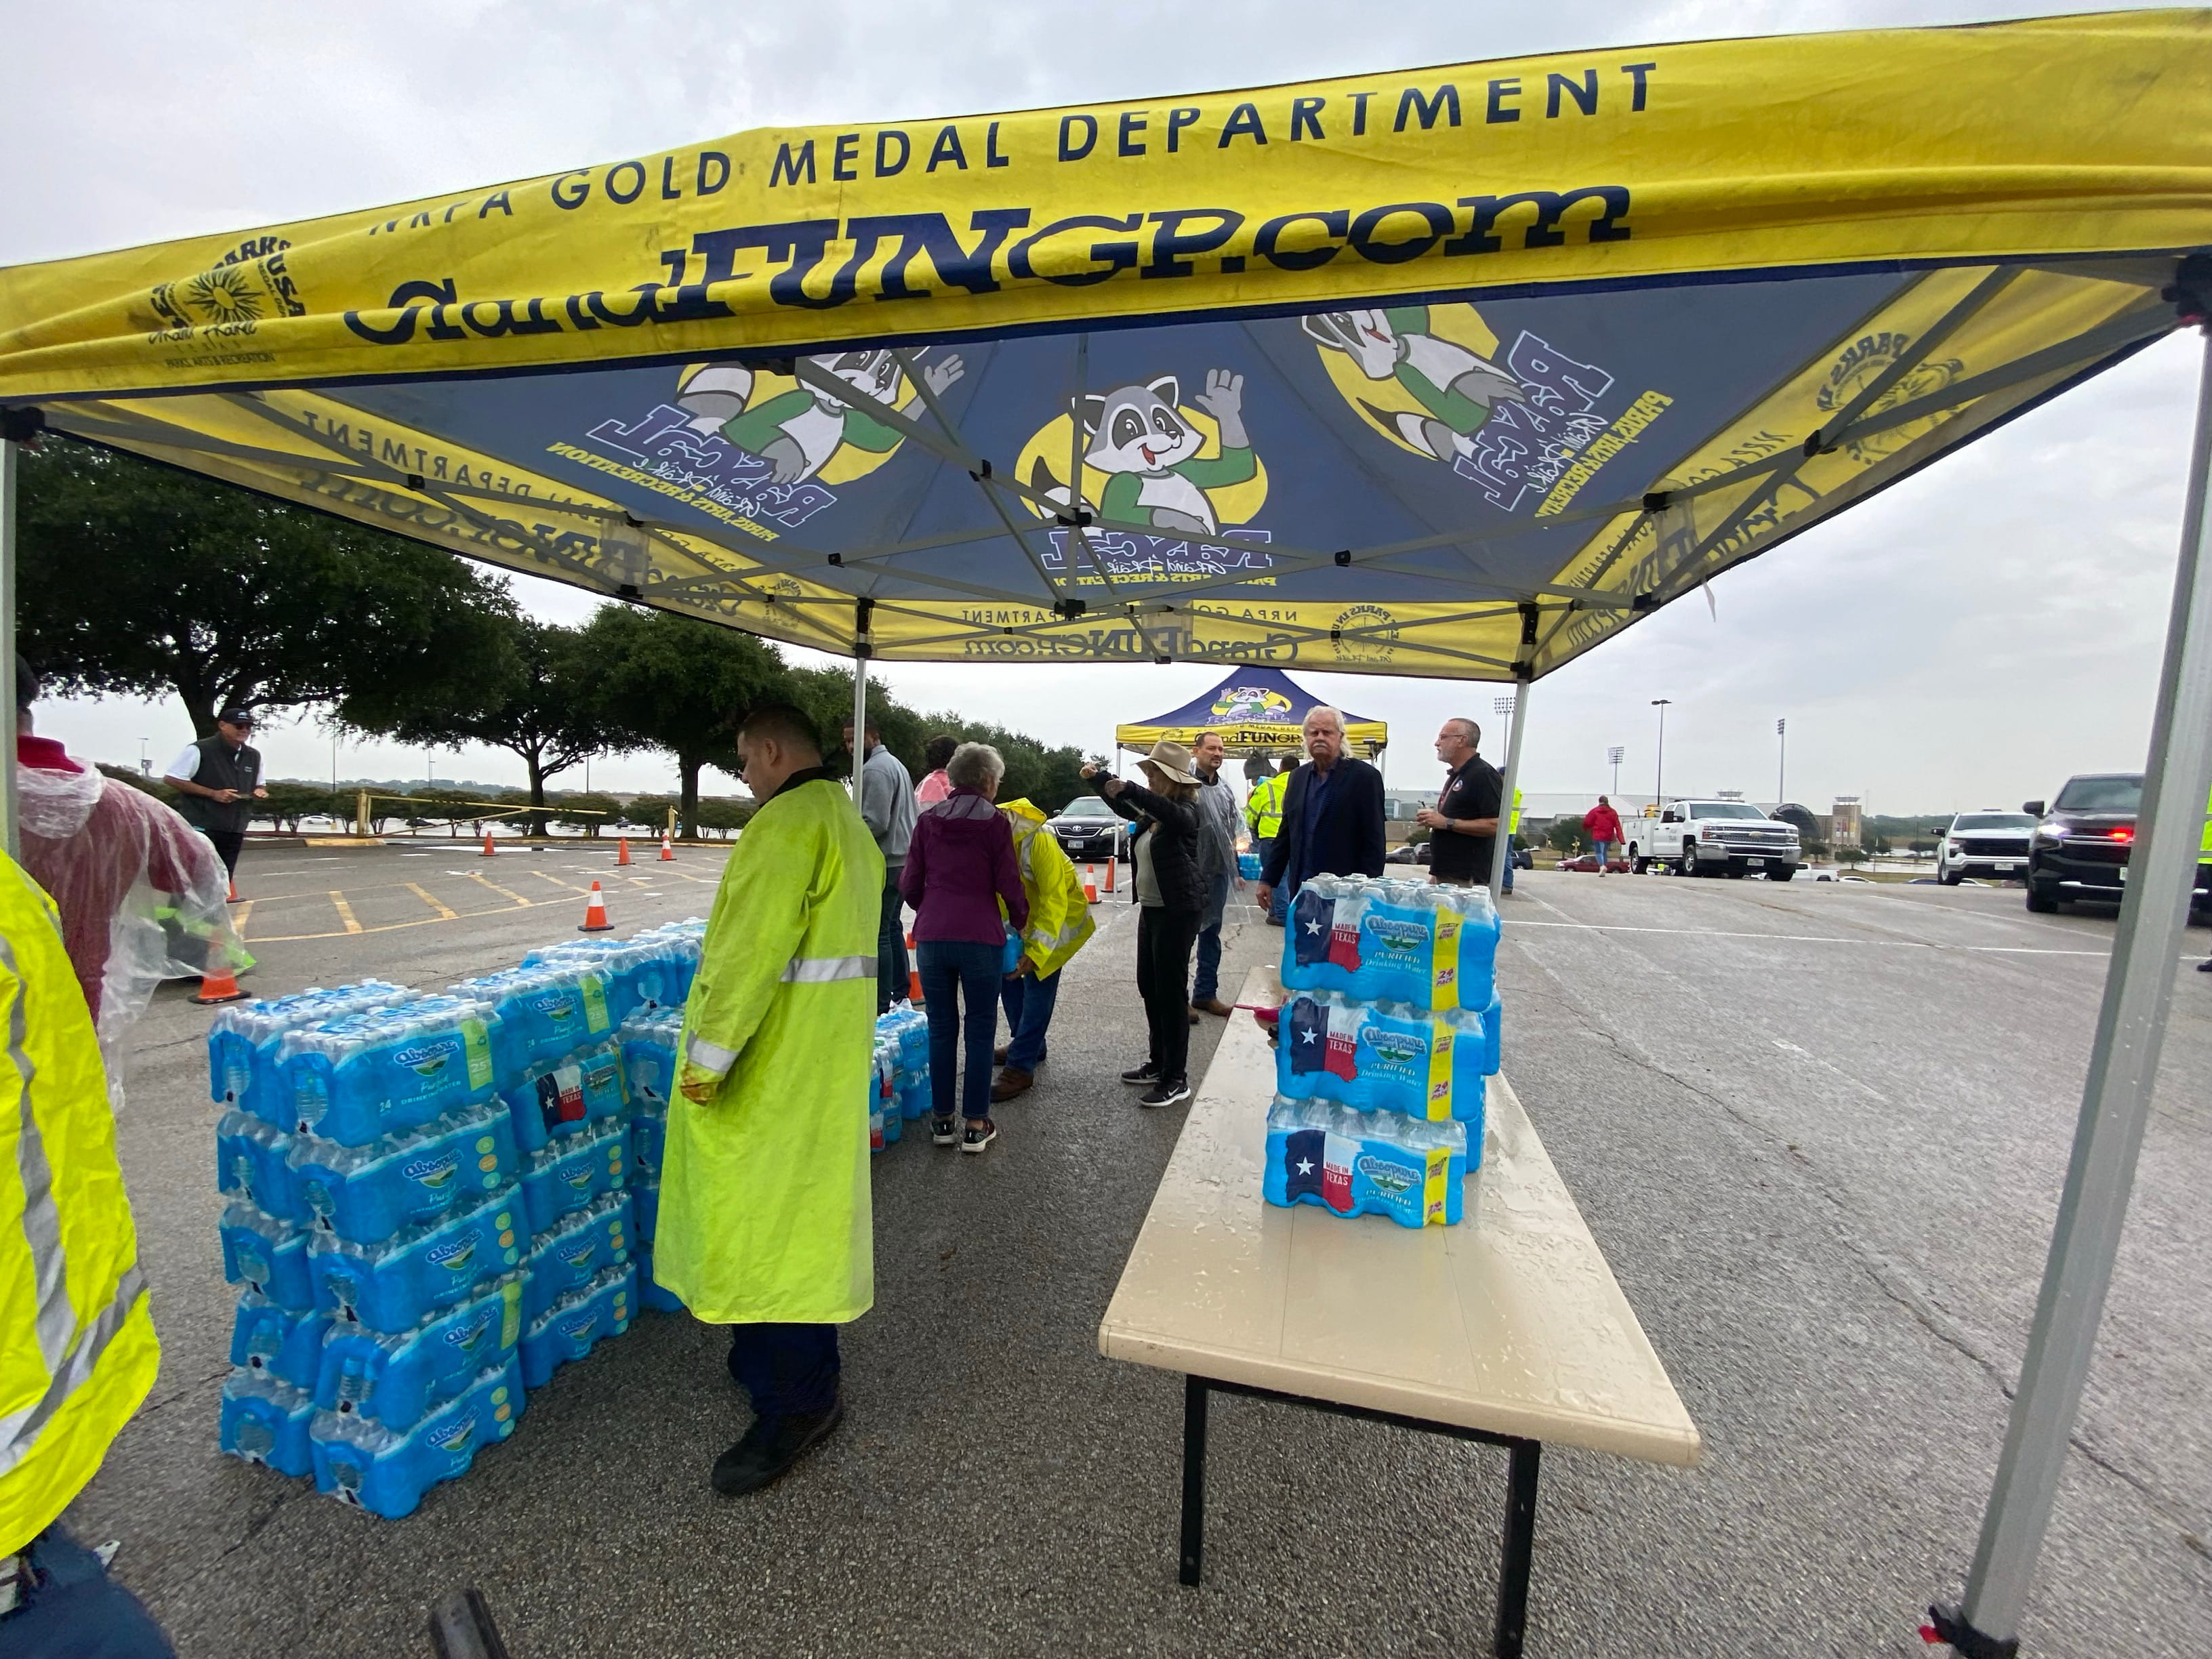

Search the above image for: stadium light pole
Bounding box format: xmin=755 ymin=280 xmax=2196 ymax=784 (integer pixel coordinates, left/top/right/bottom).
xmin=1776 ymin=718 xmax=1787 ymax=809
xmin=1651 ymin=700 xmax=1671 ymax=804
xmin=1608 ymin=745 xmax=1624 ymax=798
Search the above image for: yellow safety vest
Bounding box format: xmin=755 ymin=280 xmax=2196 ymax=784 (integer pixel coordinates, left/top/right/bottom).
xmin=0 ymin=854 xmax=159 ymax=1555
xmin=1510 ymin=788 xmax=1523 ymax=836
xmin=1246 ymin=772 xmax=1288 ymax=840
xmin=2202 ymin=782 xmax=2211 ymax=855
xmin=1002 ymin=800 xmax=1099 ymax=977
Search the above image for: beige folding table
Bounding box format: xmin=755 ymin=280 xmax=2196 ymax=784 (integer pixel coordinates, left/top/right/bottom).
xmin=1099 ymin=967 xmax=1702 ymax=1658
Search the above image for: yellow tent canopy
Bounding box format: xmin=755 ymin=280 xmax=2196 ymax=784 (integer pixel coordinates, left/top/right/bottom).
xmin=3 ymin=11 xmax=2210 ymax=682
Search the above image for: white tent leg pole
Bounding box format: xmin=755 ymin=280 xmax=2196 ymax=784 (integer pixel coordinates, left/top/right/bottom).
xmin=1946 ymin=325 xmax=2212 ymax=1652
xmin=850 ymin=655 xmax=868 ymax=798
xmin=1 ymin=434 xmax=18 ymax=863
xmin=1488 ymin=678 xmax=1531 ymax=893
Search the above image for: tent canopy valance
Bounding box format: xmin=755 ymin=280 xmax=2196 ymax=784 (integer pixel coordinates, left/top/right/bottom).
xmin=1115 ymin=666 xmax=1386 ymax=758
xmin=3 ymin=12 xmax=2210 ymax=682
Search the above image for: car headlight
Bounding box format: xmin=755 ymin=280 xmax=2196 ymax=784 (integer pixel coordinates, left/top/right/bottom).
xmin=1946 ymin=840 xmax=1964 ymax=854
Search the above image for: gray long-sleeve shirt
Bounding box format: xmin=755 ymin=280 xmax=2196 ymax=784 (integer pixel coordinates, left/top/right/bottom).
xmin=859 ymin=743 xmax=917 ymax=868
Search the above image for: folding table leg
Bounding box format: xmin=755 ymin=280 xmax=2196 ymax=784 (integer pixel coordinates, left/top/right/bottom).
xmin=1494 ymin=1439 xmax=1542 ymax=1659
xmin=1179 ymin=1376 xmax=1209 ymax=1586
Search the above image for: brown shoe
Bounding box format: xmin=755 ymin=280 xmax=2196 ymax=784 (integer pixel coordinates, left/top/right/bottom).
xmin=993 ymin=1044 xmax=1009 ymax=1065
xmin=1187 ymin=1011 xmax=1200 ymax=1025
xmin=990 ymin=1067 xmax=1033 ymax=1103
xmin=1191 ymin=998 xmax=1234 ymax=1019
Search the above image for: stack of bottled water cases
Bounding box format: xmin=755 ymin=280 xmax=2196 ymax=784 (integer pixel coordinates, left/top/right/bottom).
xmin=1265 ymin=876 xmax=1504 ymax=1229
xmin=211 ymin=922 xmax=705 ymax=1517
xmin=869 ymin=1002 xmax=930 ymax=1151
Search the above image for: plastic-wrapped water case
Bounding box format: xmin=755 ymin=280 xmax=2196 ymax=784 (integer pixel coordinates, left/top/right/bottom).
xmin=228 ymin=1293 xmax=331 ymax=1390
xmin=1262 ymin=1097 xmax=1467 ymax=1228
xmin=276 ymin=997 xmax=499 ymax=1147
xmin=220 ymin=1204 xmax=314 ymax=1312
xmin=498 ymin=1038 xmax=627 ymax=1155
xmin=217 ymin=1110 xmax=300 ymax=1223
xmin=314 ymin=1271 xmax=526 ymax=1432
xmin=525 ymin=933 xmax=696 ymax=1027
xmin=288 ymin=1102 xmax=519 ymax=1247
xmin=629 ymin=1179 xmax=659 ymax=1247
xmin=310 ymin=1355 xmax=525 ymax=1519
xmin=448 ymin=964 xmax=614 ymax=1073
xmin=518 ymin=1121 xmax=626 ymax=1235
xmin=209 ymin=981 xmax=413 ymax=1127
xmin=1282 ymin=876 xmax=1502 ymax=1012
xmin=636 ymin=1247 xmax=684 ymax=1313
xmin=518 ymin=1264 xmax=636 ymax=1389
xmin=220 ymin=1368 xmax=318 ymax=1479
xmin=306 ymin=1190 xmax=525 ymax=1334
xmin=619 ymin=1007 xmax=680 ymax=1116
xmin=1273 ymin=989 xmax=1495 ymax=1122
xmin=523 ymin=1195 xmax=632 ymax=1324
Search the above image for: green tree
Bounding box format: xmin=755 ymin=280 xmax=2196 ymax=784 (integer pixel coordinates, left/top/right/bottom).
xmin=694 ymin=797 xmax=754 ymax=838
xmin=550 ymin=791 xmax=620 ymax=838
xmin=619 ymin=795 xmax=676 ymax=835
xmin=341 ymin=615 xmax=611 ymax=835
xmin=252 ymin=781 xmax=339 ymax=833
xmin=405 ymin=788 xmax=480 ymax=837
xmin=16 ymin=438 xmax=518 ymax=735
xmin=581 ymin=606 xmax=787 ymax=836
xmin=1546 ymin=818 xmax=1591 ymax=857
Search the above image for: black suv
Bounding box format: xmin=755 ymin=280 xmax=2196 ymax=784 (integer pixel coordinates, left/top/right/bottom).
xmin=2024 ymin=773 xmax=2212 ymax=917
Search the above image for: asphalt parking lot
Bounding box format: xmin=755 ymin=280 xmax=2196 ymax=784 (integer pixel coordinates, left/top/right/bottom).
xmin=66 ymin=848 xmax=2211 ymax=1658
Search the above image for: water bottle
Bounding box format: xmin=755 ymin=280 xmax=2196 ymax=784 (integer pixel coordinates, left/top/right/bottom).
xmin=518 ymin=1121 xmax=627 ymax=1236
xmin=228 ymin=1292 xmax=331 ymax=1390
xmin=220 ymin=1368 xmax=319 ymax=1479
xmin=220 ymin=1203 xmax=314 ymax=1311
xmin=630 ymin=1178 xmax=659 ymax=1248
xmin=278 ymin=997 xmax=499 ymax=1147
xmin=523 ymin=1195 xmax=632 ymax=1323
xmin=499 ymin=1038 xmax=628 ymax=1155
xmin=636 ymin=1247 xmax=684 ymax=1314
xmin=1263 ymin=1096 xmax=1466 ymax=1227
xmin=210 ymin=981 xmax=413 ymax=1126
xmin=1273 ymin=989 xmax=1493 ymax=1121
xmin=518 ymin=1264 xmax=636 ymax=1390
xmin=313 ymin=1271 xmax=526 ymax=1431
xmin=289 ymin=1102 xmax=519 ymax=1247
xmin=310 ymin=1354 xmax=525 ymax=1519
xmin=217 ymin=1110 xmax=300 ymax=1223
xmin=874 ymin=1038 xmax=901 ymax=1146
xmin=307 ymin=1190 xmax=525 ymax=1333
xmin=450 ymin=964 xmax=614 ymax=1071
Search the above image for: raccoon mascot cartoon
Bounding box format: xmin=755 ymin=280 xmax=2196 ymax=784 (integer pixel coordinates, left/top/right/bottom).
xmin=1302 ymin=307 xmax=1523 ymax=466
xmin=676 ymin=350 xmax=964 ymax=485
xmin=1042 ymin=369 xmax=1255 ymax=536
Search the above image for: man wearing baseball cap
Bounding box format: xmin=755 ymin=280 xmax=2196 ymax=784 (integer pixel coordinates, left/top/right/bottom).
xmin=162 ymin=707 xmax=266 ymax=883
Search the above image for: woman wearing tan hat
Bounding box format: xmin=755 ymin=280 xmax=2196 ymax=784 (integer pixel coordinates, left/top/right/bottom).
xmin=1082 ymin=743 xmax=1206 ymax=1108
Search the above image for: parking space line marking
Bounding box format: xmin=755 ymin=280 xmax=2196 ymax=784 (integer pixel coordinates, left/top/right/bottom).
xmin=329 ymin=892 xmax=363 ymax=935
xmin=230 ymin=901 xmax=254 ymax=937
xmin=405 ymin=882 xmax=457 ymax=921
xmin=464 ymin=872 xmax=533 ymax=908
xmin=1504 ymin=918 xmax=2112 ymax=957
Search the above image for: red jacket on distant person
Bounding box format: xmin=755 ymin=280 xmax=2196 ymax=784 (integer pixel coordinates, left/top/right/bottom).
xmin=1584 ymin=802 xmax=1624 ymax=844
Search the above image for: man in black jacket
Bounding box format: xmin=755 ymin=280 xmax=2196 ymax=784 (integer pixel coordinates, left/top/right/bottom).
xmin=1253 ymin=708 xmax=1387 ymax=916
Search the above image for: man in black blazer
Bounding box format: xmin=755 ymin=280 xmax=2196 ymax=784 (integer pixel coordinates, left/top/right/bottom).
xmin=1254 ymin=707 xmax=1387 ymax=916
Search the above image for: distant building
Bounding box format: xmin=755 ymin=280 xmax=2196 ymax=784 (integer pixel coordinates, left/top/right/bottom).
xmin=1831 ymin=796 xmax=1864 ymax=848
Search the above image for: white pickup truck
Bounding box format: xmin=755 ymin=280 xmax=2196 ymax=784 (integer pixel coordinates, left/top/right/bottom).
xmin=1629 ymin=800 xmax=1803 ymax=880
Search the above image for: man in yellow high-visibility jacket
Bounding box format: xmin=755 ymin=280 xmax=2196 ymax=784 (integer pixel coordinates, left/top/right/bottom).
xmin=0 ymin=851 xmax=166 ymax=1652
xmin=2199 ymin=780 xmax=2212 ymax=973
xmin=990 ymin=798 xmax=1098 ymax=1101
xmin=1244 ymin=758 xmax=1292 ymax=926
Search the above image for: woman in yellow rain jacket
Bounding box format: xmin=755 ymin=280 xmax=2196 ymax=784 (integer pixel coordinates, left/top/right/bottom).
xmin=0 ymin=851 xmax=166 ymax=1652
xmin=990 ymin=798 xmax=1097 ymax=1101
xmin=659 ymin=705 xmax=880 ymax=1498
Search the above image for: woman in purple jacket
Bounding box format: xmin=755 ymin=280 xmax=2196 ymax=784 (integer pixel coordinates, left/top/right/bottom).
xmin=900 ymin=743 xmax=1029 ymax=1153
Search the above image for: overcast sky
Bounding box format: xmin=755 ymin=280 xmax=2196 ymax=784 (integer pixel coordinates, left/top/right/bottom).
xmin=5 ymin=0 xmax=2192 ymax=813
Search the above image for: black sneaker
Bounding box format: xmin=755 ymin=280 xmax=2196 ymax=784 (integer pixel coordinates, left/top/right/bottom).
xmin=711 ymin=1397 xmax=844 ymax=1496
xmin=930 ymin=1117 xmax=958 ymax=1146
xmin=1140 ymin=1078 xmax=1193 ymax=1109
xmin=961 ymin=1118 xmax=997 ymax=1154
xmin=1120 ymin=1062 xmax=1160 ymax=1086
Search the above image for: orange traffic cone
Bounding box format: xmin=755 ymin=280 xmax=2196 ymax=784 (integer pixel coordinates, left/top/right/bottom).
xmin=480 ymin=831 xmax=497 ymax=858
xmin=196 ymin=965 xmax=248 ymax=1004
xmin=905 ymin=932 xmax=924 ymax=1004
xmin=1103 ymin=855 xmax=1118 ymax=893
xmin=579 ymin=881 xmax=614 ymax=932
xmin=659 ymin=833 xmax=674 ymax=861
xmin=1082 ymin=864 xmax=1099 ymax=903
xmin=226 ymin=876 xmax=239 ymax=903
xmin=616 ymin=836 xmax=632 ymax=866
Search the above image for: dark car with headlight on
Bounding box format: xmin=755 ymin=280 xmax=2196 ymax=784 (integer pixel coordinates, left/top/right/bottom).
xmin=2024 ymin=773 xmax=2212 ymax=917
xmin=1046 ymin=796 xmax=1127 ymax=863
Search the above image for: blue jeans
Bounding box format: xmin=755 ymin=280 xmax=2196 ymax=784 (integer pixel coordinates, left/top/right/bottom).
xmin=1193 ymin=871 xmax=1229 ymax=1000
xmin=1258 ymin=838 xmax=1288 ymax=923
xmin=876 ymin=874 xmax=909 ymax=1014
xmin=1594 ymin=839 xmax=1613 ymax=867
xmin=918 ymin=939 xmax=1000 ymax=1120
xmin=0 ymin=1529 xmax=174 ymax=1658
xmin=999 ymin=967 xmax=1060 ymax=1071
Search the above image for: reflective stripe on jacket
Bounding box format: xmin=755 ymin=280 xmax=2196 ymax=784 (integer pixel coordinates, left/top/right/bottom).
xmin=0 ymin=854 xmax=159 ymax=1555
xmin=1246 ymin=772 xmax=1288 ymax=840
xmin=1001 ymin=800 xmax=1097 ymax=977
xmin=661 ymin=777 xmax=882 ymax=1326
